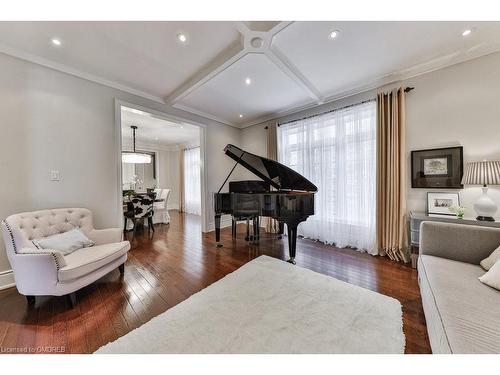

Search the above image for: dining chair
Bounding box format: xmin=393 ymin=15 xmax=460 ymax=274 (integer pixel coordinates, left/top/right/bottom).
xmin=125 ymin=194 xmax=155 ymax=233
xmin=153 ymin=188 xmax=171 ymax=225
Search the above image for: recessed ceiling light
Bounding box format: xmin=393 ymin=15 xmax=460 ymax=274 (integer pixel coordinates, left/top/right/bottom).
xmin=328 ymin=30 xmax=340 ymax=40
xmin=177 ymin=33 xmax=187 ymax=43
xmin=462 ymin=29 xmax=472 ymax=37
xmin=244 ymin=77 xmax=252 ymax=85
xmin=51 ymin=38 xmax=62 ymax=46
xmin=239 ymin=114 xmax=243 ymax=118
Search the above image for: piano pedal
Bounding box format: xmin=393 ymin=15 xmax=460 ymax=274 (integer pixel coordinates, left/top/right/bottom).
xmin=287 ymin=258 xmax=296 ymax=265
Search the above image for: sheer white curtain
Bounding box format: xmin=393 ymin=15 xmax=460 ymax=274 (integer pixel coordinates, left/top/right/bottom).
xmin=183 ymin=147 xmax=201 ymax=215
xmin=278 ymin=101 xmax=377 ymax=254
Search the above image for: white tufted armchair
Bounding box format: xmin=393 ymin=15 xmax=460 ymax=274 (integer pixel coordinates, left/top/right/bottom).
xmin=1 ymin=208 xmax=130 ymax=306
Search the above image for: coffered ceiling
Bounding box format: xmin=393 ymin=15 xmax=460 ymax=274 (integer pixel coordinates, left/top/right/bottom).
xmin=0 ymin=21 xmax=499 ymax=128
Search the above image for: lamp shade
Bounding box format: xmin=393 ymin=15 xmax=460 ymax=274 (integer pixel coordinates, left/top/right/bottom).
xmin=462 ymin=161 xmax=500 ymax=186
xmin=122 ymin=152 xmax=152 ymax=164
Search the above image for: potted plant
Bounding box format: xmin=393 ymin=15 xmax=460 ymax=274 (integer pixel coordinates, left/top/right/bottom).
xmin=449 ymin=205 xmax=466 ymax=219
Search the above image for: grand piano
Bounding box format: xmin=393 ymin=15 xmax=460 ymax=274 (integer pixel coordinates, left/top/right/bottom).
xmin=214 ymin=144 xmax=317 ymax=264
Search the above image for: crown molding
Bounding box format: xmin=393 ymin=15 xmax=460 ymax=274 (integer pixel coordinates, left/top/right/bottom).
xmin=172 ymin=102 xmax=239 ymax=128
xmin=388 ymin=41 xmax=500 ymax=82
xmin=0 ymin=43 xmax=165 ymax=104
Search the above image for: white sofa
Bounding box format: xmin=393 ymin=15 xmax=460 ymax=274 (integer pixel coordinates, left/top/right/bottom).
xmin=1 ymin=208 xmax=130 ymax=306
xmin=418 ymin=221 xmax=500 ymax=353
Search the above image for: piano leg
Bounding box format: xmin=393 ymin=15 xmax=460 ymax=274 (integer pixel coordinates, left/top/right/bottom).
xmin=231 ymin=218 xmax=236 ymax=239
xmin=245 ymin=218 xmax=250 ymax=241
xmin=215 ymin=214 xmax=222 ymax=247
xmin=286 ymin=223 xmax=298 ymax=264
xmin=256 ymin=216 xmax=260 ymax=241
xmin=252 ymin=217 xmax=260 ymax=243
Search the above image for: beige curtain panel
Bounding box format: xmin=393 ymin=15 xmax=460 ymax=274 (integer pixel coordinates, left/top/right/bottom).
xmin=376 ymin=88 xmax=409 ymax=262
xmin=266 ymin=123 xmax=280 ymax=233
xmin=178 ymin=148 xmax=185 ymax=213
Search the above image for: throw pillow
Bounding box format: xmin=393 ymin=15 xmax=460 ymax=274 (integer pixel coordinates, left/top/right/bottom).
xmin=480 ymin=244 xmax=500 ymax=271
xmin=33 ymin=228 xmax=95 ymax=255
xmin=479 ymin=259 xmax=500 ymax=291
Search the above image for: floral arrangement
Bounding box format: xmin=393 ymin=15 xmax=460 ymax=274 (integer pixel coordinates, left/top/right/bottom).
xmin=448 ymin=205 xmax=466 ymax=219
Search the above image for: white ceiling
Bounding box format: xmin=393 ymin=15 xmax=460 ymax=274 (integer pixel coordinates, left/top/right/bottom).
xmin=178 ymin=53 xmax=311 ymax=124
xmin=121 ymin=106 xmax=200 ymax=148
xmin=0 ymin=21 xmax=240 ymax=98
xmin=1 ymin=21 xmax=500 ymax=128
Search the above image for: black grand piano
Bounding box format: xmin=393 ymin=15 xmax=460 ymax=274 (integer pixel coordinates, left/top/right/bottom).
xmin=214 ymin=144 xmax=317 ymax=264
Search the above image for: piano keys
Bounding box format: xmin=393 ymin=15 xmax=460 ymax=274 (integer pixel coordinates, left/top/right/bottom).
xmin=214 ymin=144 xmax=317 ymax=264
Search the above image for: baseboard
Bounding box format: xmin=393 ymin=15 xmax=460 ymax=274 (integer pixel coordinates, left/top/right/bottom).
xmin=206 ymin=216 xmax=269 ymax=233
xmin=0 ymin=270 xmax=15 ymax=290
xmin=206 ymin=215 xmax=232 ymax=232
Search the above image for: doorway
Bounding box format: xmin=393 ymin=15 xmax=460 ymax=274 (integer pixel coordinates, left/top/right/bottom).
xmin=116 ymin=101 xmax=205 ymax=233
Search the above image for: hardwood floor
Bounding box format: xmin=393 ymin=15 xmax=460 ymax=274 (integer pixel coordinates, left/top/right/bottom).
xmin=0 ymin=211 xmax=431 ymax=354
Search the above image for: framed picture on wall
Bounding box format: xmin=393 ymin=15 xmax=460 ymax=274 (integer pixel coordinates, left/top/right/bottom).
xmin=411 ymin=146 xmax=464 ymax=188
xmin=427 ymin=192 xmax=460 ymax=216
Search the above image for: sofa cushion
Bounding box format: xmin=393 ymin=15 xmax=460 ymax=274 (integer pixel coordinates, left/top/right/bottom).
xmin=58 ymin=241 xmax=130 ymax=282
xmin=419 ymin=254 xmax=500 ymax=353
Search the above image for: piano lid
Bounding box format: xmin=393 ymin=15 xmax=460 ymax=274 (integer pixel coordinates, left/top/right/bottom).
xmin=223 ymin=144 xmax=318 ymax=192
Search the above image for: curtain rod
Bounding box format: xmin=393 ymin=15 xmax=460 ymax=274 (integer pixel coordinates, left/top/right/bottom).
xmin=277 ymin=98 xmax=376 ymax=127
xmin=182 ymin=145 xmax=200 ymax=151
xmin=266 ymin=86 xmax=414 ymax=128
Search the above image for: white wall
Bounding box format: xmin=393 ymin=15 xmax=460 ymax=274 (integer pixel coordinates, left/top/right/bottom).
xmin=0 ymin=52 xmax=242 ymax=274
xmin=239 ymin=123 xmax=268 ymax=181
xmin=242 ymin=51 xmax=500 ymax=219
xmin=205 ymin=122 xmax=246 ymax=230
xmin=405 ymin=51 xmax=500 ymax=214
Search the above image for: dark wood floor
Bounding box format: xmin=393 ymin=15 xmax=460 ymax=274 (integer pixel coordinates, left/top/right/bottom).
xmin=0 ymin=211 xmax=431 ymax=354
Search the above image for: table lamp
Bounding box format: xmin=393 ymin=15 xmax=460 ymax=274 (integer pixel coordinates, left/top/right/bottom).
xmin=461 ymin=160 xmax=500 ymax=221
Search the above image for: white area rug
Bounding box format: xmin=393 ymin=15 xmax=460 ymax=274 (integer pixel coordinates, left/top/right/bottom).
xmin=96 ymin=256 xmax=405 ymax=353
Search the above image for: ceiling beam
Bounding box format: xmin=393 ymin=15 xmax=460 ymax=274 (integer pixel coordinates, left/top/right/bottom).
xmin=266 ymin=22 xmax=324 ymax=104
xmin=265 ymin=46 xmax=324 ymax=103
xmin=164 ymin=20 xmax=326 ymax=121
xmin=164 ymin=37 xmax=246 ymax=105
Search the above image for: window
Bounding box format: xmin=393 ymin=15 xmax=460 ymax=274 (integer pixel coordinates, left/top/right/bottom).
xmin=277 ymin=101 xmax=377 ymax=253
xmin=183 ymin=147 xmax=201 ymax=215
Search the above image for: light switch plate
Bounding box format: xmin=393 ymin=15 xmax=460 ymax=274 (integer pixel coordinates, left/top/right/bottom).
xmin=50 ymin=170 xmax=61 ymax=181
